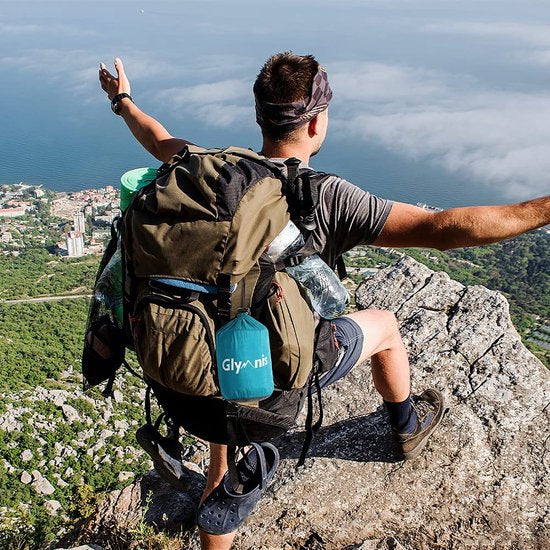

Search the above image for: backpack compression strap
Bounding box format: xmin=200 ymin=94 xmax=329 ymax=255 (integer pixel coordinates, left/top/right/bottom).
xmin=336 ymin=256 xmax=347 ymax=280
xmin=283 ymin=158 xmax=319 ymax=231
xmin=216 ymin=272 xmax=233 ymax=327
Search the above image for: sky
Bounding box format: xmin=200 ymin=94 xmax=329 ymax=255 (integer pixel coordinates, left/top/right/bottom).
xmin=1 ymin=0 xmax=550 ymax=206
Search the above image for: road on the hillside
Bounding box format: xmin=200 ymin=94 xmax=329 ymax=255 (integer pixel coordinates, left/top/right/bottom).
xmin=1 ymin=294 xmax=92 ymax=304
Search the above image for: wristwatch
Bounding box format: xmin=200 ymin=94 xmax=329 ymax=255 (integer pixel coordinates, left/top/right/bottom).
xmin=111 ymin=93 xmax=133 ymax=115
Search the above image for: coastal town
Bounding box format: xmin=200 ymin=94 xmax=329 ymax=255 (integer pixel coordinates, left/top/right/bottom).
xmin=0 ymin=183 xmax=120 ymax=256
xmin=1 ymin=182 xmax=548 ymax=356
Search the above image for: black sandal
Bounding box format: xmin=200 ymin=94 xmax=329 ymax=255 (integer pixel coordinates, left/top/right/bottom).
xmin=135 ymin=417 xmax=193 ymax=492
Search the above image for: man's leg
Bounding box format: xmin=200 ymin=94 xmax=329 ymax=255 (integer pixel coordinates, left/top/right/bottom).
xmin=326 ymin=309 xmax=445 ymax=458
xmin=198 ymin=443 xmax=237 ymax=550
xmin=319 ymin=309 xmax=410 ymax=399
xmin=342 ymin=309 xmax=410 ymax=401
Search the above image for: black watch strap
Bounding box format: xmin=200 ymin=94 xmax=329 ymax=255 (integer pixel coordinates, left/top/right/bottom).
xmin=111 ymin=93 xmax=133 ymax=115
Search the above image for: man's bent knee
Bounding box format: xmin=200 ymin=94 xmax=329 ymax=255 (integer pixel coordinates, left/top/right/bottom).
xmin=342 ymin=309 xmax=403 ymax=361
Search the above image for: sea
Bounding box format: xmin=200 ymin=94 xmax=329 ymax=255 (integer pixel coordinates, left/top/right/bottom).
xmin=1 ymin=0 xmax=549 ymax=209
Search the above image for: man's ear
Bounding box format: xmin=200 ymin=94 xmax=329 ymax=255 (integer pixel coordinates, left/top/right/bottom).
xmin=307 ymin=114 xmax=320 ymax=138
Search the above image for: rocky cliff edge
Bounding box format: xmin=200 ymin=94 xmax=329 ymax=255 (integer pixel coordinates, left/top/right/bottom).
xmin=69 ymin=256 xmax=550 ymax=550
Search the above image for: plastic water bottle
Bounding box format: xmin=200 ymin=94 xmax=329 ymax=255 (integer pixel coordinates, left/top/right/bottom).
xmin=262 ymin=220 xmax=305 ymax=262
xmin=263 ymin=221 xmax=349 ymax=319
xmin=94 ymin=243 xmax=124 ymax=327
xmin=286 ymin=255 xmax=349 ymax=319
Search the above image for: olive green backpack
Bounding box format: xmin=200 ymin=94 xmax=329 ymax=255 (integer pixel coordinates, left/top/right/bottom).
xmin=120 ymin=145 xmax=338 ymax=464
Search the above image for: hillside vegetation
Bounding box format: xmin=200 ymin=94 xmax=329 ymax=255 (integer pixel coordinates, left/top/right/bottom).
xmin=0 ymin=248 xmax=97 ymax=300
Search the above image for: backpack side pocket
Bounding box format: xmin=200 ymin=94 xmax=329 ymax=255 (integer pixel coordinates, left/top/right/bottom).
xmin=82 ymin=314 xmax=125 ymax=387
xmin=263 ymin=272 xmax=315 ymax=390
xmin=134 ymin=299 xmax=218 ymax=396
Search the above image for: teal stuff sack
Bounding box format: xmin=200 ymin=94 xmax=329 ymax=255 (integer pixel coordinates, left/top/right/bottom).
xmin=215 ymin=312 xmax=274 ymax=401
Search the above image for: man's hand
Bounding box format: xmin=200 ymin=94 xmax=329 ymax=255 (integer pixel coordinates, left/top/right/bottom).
xmin=99 ymin=58 xmax=131 ymax=101
xmin=97 ymin=56 xmax=192 ymax=162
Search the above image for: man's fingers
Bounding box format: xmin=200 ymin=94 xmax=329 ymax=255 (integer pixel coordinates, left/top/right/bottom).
xmin=114 ymin=57 xmax=125 ymax=77
xmin=113 ymin=57 xmax=131 ymax=95
xmin=100 ymin=67 xmax=116 ymax=81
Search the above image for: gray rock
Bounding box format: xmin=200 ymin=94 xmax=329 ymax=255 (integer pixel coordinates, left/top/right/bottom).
xmin=61 ymin=404 xmax=80 ymax=423
xmin=54 ymin=545 xmax=103 ymax=550
xmin=32 ymin=475 xmax=55 ymax=496
xmin=0 ymin=411 xmax=23 ymax=432
xmin=20 ymin=449 xmax=32 ymax=462
xmin=229 ymin=257 xmax=549 ymax=549
xmin=20 ymin=470 xmax=32 ymax=484
xmin=117 ymin=471 xmax=134 ymax=483
xmin=113 ymin=419 xmax=128 ymax=431
xmin=70 ymin=257 xmax=550 ymax=550
xmin=3 ymin=459 xmax=16 ymax=474
xmin=54 ymin=475 xmax=69 ymax=488
xmin=84 ymin=469 xmax=206 ymax=539
xmin=112 ymin=390 xmax=123 ymax=404
xmin=44 ymin=499 xmax=62 ymax=516
xmin=52 ymin=391 xmax=66 ymax=407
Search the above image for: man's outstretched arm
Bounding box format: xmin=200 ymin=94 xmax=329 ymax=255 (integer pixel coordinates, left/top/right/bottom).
xmin=99 ymin=58 xmax=191 ymax=162
xmin=373 ymin=196 xmax=550 ymax=250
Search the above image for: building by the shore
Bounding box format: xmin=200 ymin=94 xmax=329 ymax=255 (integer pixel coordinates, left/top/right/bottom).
xmin=66 ymin=231 xmax=84 ymax=257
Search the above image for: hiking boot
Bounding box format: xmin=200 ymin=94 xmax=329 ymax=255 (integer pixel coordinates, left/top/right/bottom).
xmin=393 ymin=389 xmax=447 ymax=461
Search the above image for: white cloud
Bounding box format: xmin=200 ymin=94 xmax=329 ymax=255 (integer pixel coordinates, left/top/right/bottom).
xmin=522 ymin=49 xmax=550 ymax=66
xmin=0 ymin=24 xmax=42 ymax=33
xmin=0 ymin=48 xmax=255 ymax=109
xmin=150 ymin=78 xmax=253 ymax=128
xmin=0 ymin=22 xmax=97 ymax=37
xmin=155 ymin=79 xmax=250 ymax=104
xmin=0 ymin=49 xmax=97 ymax=89
xmin=423 ymin=21 xmax=550 ymax=47
xmin=330 ymin=62 xmax=550 ymax=199
xmin=195 ymin=103 xmax=254 ymax=129
xmin=330 ymin=62 xmax=455 ymax=105
xmin=423 ymin=20 xmax=550 ymax=69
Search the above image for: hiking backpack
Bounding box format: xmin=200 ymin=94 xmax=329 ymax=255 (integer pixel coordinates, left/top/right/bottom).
xmin=83 ymin=145 xmax=341 ymax=468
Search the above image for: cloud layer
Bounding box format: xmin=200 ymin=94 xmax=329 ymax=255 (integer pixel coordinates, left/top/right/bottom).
xmin=424 ymin=20 xmax=550 ymax=68
xmin=2 ymin=14 xmax=549 ymax=200
xmin=329 ymin=62 xmax=550 ymax=200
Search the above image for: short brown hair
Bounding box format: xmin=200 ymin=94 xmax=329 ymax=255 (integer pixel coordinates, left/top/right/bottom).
xmin=254 ymin=52 xmax=320 ymax=142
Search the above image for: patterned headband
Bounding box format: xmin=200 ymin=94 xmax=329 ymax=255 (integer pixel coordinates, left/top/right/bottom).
xmin=254 ymin=66 xmax=333 ymax=131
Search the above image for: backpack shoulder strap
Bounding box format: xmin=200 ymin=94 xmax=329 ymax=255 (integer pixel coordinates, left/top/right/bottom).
xmin=336 ymin=256 xmax=347 ymax=280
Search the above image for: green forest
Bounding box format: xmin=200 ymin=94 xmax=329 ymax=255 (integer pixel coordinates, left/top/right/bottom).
xmin=0 ymin=300 xmax=88 ymax=391
xmin=0 ymin=248 xmax=97 ymax=300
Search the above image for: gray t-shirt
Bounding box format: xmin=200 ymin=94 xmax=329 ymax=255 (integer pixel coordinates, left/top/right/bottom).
xmin=270 ymin=159 xmax=393 ymax=267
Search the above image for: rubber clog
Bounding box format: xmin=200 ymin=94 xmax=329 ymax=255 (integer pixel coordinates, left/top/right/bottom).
xmin=197 ymin=442 xmax=279 ymax=535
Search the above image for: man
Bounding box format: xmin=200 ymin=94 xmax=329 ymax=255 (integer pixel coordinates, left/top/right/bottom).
xmin=99 ymin=53 xmax=549 ymax=550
